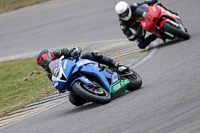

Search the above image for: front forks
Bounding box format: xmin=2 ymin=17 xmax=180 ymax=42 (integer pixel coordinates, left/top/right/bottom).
xmin=175 ymin=17 xmax=187 ymax=32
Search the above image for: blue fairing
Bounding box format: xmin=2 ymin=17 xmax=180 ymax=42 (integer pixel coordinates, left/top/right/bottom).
xmin=79 ymin=64 xmax=112 ymax=91
xmin=70 ymin=76 xmax=93 ymax=89
xmin=51 ymin=57 xmax=118 ymax=93
xmin=53 ymin=81 xmax=66 ymax=92
xmin=62 ymin=59 xmax=76 ymax=79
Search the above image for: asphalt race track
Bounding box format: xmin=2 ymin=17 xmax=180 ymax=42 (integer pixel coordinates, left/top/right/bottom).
xmin=1 ymin=0 xmax=200 ymax=132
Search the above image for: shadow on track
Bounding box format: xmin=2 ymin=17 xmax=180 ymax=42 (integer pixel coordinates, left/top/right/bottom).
xmin=60 ymin=87 xmax=144 ymax=116
xmin=149 ymin=38 xmax=188 ymax=50
xmin=64 ymin=103 xmax=102 ymax=114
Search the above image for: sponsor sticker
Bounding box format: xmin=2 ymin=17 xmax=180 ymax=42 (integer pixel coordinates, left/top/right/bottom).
xmin=152 ymin=7 xmax=156 ymax=12
xmin=113 ymin=83 xmax=121 ymax=91
xmin=54 ymin=82 xmax=59 ymax=88
xmin=112 ymin=72 xmax=119 ymax=83
xmin=121 ymin=79 xmax=128 ymax=85
xmin=142 ymin=12 xmax=147 ymax=17
xmin=143 ymin=22 xmax=146 ymax=27
xmin=64 ymin=60 xmax=67 ymax=69
xmin=76 ymin=60 xmax=91 ymax=67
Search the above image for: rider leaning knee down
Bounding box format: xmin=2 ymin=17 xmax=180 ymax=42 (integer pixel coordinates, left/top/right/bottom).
xmin=36 ymin=47 xmax=128 ymax=106
xmin=115 ymin=0 xmax=178 ymax=49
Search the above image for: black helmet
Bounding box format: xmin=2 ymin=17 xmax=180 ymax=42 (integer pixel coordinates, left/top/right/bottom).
xmin=36 ymin=49 xmax=54 ymax=71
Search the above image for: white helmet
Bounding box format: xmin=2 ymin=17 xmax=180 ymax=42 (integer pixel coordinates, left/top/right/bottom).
xmin=115 ymin=1 xmax=132 ymax=21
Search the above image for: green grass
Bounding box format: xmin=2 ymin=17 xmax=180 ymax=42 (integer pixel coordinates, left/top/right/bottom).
xmin=0 ymin=0 xmax=54 ymax=117
xmin=0 ymin=0 xmax=50 ymax=14
xmin=0 ymin=59 xmax=56 ymax=117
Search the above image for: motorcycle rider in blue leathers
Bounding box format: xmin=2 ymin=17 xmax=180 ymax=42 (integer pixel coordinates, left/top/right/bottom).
xmin=36 ymin=47 xmax=128 ymax=106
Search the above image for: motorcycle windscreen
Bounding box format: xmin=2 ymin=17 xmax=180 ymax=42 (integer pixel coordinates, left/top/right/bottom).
xmin=136 ymin=4 xmax=159 ymax=31
xmin=134 ymin=4 xmax=149 ymax=20
xmin=49 ymin=59 xmax=61 ymax=77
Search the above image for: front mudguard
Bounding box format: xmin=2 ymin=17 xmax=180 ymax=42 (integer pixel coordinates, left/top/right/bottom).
xmin=159 ymin=19 xmax=172 ymax=32
xmin=70 ymin=76 xmax=93 ymax=90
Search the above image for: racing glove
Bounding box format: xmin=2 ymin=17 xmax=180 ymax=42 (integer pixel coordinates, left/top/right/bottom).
xmin=71 ymin=47 xmax=82 ymax=59
xmin=128 ymin=26 xmax=143 ymax=41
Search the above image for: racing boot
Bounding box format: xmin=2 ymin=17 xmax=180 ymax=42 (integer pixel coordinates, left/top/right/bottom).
xmin=117 ymin=65 xmax=129 ymax=74
xmin=108 ymin=60 xmax=129 ymax=74
xmin=137 ymin=34 xmax=157 ymax=49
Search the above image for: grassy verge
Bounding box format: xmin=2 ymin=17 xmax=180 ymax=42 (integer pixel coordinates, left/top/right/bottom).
xmin=0 ymin=0 xmax=57 ymax=117
xmin=0 ymin=59 xmax=56 ymax=117
xmin=0 ymin=0 xmax=50 ymax=14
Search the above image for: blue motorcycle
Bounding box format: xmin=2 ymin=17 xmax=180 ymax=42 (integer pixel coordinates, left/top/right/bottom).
xmin=49 ymin=56 xmax=142 ymax=105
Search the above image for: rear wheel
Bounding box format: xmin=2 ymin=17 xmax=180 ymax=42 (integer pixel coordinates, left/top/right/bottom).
xmin=120 ymin=69 xmax=142 ymax=91
xmin=72 ymin=81 xmax=111 ymax=104
xmin=162 ymin=23 xmax=190 ymax=40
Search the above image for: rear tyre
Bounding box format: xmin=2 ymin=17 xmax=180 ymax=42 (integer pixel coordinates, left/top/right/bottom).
xmin=72 ymin=81 xmax=111 ymax=104
xmin=120 ymin=69 xmax=142 ymax=91
xmin=162 ymin=23 xmax=190 ymax=40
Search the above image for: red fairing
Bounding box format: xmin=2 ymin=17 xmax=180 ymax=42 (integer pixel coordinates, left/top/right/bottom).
xmin=159 ymin=19 xmax=171 ymax=32
xmin=137 ymin=5 xmax=161 ymax=31
xmin=137 ymin=4 xmax=177 ymax=38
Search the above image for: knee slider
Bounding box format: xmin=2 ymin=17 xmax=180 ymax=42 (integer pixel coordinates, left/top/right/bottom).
xmin=138 ymin=43 xmax=147 ymax=49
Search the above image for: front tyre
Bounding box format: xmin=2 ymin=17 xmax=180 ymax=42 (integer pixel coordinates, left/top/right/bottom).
xmin=162 ymin=23 xmax=190 ymax=40
xmin=72 ymin=81 xmax=111 ymax=104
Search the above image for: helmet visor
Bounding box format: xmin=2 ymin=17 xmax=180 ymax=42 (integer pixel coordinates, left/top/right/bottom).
xmin=40 ymin=53 xmax=52 ymax=70
xmin=119 ymin=8 xmax=129 ymax=18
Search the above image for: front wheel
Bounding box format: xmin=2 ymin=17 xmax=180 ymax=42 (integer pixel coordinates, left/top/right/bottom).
xmin=72 ymin=81 xmax=111 ymax=104
xmin=120 ymin=69 xmax=142 ymax=91
xmin=162 ymin=22 xmax=190 ymax=40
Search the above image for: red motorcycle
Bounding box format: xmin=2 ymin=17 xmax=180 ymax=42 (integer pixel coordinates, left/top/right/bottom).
xmin=134 ymin=3 xmax=190 ymax=40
